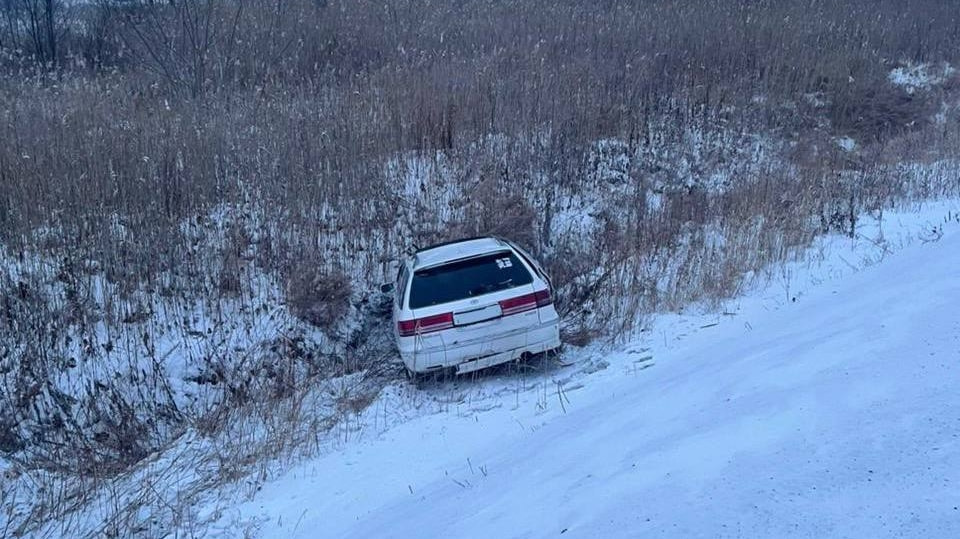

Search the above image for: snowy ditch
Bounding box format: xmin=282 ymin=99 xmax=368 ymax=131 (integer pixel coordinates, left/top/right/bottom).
xmin=12 ymin=193 xmax=958 ymax=539
xmin=1 ymin=135 xmax=959 ymax=536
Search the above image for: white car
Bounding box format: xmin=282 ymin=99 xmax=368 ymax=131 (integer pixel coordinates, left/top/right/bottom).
xmin=384 ymin=236 xmax=561 ymax=378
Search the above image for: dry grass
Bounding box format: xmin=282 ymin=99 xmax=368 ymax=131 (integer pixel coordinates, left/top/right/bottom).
xmin=2 ymin=0 xmax=960 ymax=536
xmin=284 ymin=265 xmax=353 ymax=330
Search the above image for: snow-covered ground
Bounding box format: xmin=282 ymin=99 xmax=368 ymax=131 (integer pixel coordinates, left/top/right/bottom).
xmin=889 ymin=62 xmax=956 ymax=94
xmin=216 ymin=199 xmax=960 ymax=539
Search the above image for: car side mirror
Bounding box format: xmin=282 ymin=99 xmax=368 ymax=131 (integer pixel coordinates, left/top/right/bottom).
xmin=380 ymin=282 xmax=395 ymax=294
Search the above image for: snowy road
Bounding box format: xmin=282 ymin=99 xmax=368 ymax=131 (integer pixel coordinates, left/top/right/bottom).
xmin=237 ymin=213 xmax=960 ymax=539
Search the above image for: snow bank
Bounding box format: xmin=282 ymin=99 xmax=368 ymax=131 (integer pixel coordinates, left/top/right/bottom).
xmin=219 ymin=198 xmax=960 ymax=538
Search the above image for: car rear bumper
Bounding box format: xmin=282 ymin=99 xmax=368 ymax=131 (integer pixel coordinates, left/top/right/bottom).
xmin=399 ymin=319 xmax=561 ymax=374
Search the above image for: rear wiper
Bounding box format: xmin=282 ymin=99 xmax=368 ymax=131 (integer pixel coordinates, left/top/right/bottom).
xmin=468 ymin=279 xmax=513 ymax=297
xmin=466 ymin=285 xmax=489 ymax=296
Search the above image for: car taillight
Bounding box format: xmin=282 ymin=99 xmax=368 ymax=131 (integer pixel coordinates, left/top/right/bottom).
xmin=534 ymin=288 xmax=553 ymax=307
xmin=500 ymin=289 xmax=552 ymax=316
xmin=398 ymin=312 xmax=454 ymax=337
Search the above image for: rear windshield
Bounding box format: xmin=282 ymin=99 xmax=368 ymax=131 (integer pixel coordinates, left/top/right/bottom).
xmin=408 ymin=251 xmax=533 ymax=309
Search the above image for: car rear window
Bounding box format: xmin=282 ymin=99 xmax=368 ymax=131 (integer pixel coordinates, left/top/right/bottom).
xmin=408 ymin=251 xmax=533 ymax=309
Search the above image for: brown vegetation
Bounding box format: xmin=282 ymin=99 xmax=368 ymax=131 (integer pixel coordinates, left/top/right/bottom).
xmin=2 ymin=1 xmax=960 ymax=535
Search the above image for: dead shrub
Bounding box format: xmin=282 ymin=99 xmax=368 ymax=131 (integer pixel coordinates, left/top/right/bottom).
xmin=477 ymin=193 xmax=539 ymax=248
xmin=284 ymin=265 xmax=352 ymax=330
xmin=830 ymin=80 xmax=937 ymax=141
xmin=217 ymin=248 xmax=242 ymax=296
xmin=0 ymin=416 xmax=22 ymax=453
xmin=444 ymin=172 xmax=540 ymax=249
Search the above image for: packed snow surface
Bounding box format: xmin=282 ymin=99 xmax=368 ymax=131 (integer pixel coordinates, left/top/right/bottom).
xmin=221 ymin=204 xmax=960 ymax=539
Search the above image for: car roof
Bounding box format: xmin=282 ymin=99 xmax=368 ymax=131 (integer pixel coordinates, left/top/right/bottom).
xmin=413 ymin=236 xmax=510 ymax=270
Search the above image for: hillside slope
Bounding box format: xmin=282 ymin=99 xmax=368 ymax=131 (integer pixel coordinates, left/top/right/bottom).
xmin=230 ymin=206 xmax=960 ymax=539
